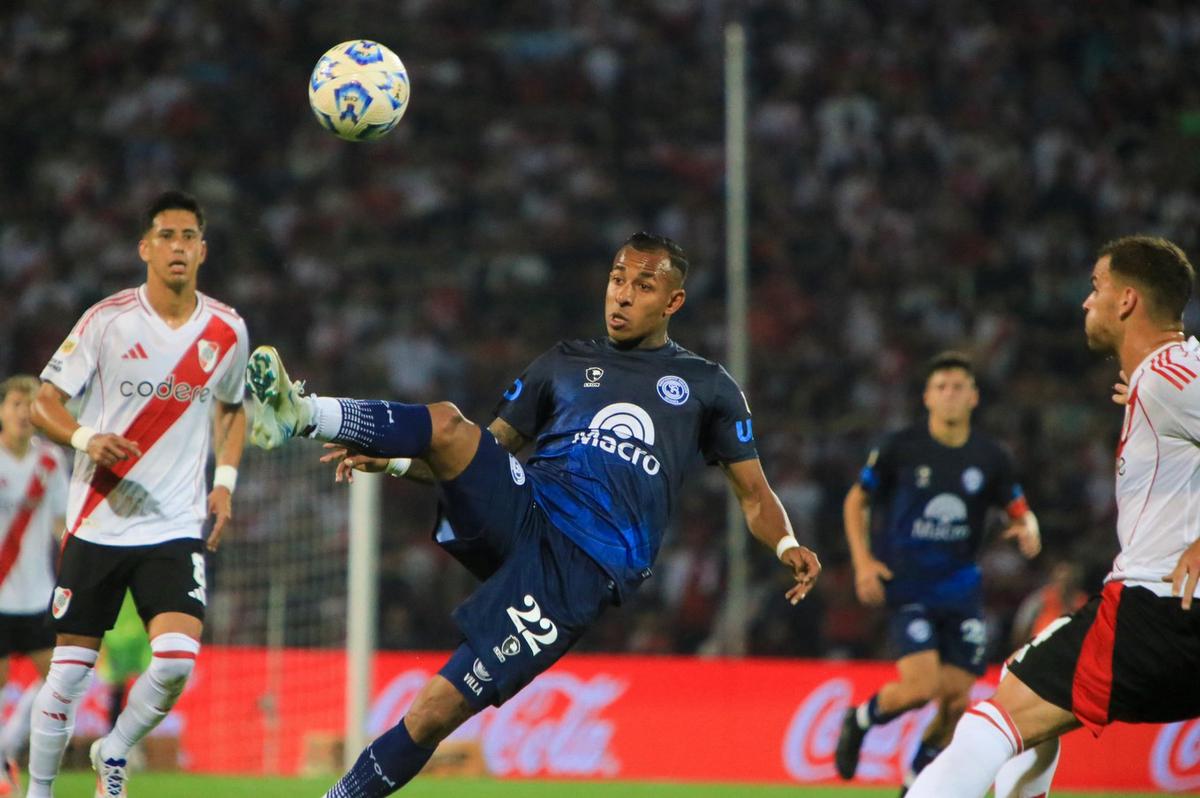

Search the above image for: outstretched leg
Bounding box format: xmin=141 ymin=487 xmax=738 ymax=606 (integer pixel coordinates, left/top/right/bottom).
xmin=245 ymin=346 xmax=480 ymax=479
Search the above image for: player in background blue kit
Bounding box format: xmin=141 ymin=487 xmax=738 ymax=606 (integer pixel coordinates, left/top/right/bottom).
xmin=245 ymin=233 xmax=822 ymax=798
xmin=835 ymin=352 xmax=1040 ymax=795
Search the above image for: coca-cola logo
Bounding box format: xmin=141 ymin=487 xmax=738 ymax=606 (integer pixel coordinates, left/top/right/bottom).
xmin=368 ymin=668 xmax=626 ymax=777
xmin=1151 ymin=720 xmax=1200 ymax=790
xmin=781 ymin=677 xmax=994 ymax=782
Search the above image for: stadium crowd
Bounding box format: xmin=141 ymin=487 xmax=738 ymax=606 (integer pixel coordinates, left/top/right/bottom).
xmin=3 ymin=0 xmax=1200 ymax=662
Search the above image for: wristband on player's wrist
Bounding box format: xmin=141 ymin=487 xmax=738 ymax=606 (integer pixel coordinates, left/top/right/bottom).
xmin=775 ymin=535 xmax=800 ymax=561
xmin=70 ymin=426 xmax=97 ymax=453
xmin=385 ymin=457 xmax=412 ymax=477
xmin=213 ymin=465 xmax=238 ymax=493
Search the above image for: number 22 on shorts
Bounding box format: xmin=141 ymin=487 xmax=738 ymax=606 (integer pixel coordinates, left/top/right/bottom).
xmin=506 ymin=594 xmax=559 ymax=655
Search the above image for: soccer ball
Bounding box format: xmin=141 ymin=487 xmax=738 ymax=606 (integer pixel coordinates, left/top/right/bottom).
xmin=308 ymin=40 xmax=410 ymax=142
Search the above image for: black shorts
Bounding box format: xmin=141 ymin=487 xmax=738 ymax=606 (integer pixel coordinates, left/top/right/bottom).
xmin=52 ymin=536 xmax=207 ymax=638
xmin=0 ymin=612 xmax=55 ymax=657
xmin=1008 ymin=582 xmax=1200 ymax=735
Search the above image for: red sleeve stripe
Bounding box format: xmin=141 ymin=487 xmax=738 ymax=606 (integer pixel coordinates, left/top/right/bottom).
xmin=72 ymin=291 xmax=138 ymax=337
xmin=1165 ymin=347 xmax=1197 ymax=377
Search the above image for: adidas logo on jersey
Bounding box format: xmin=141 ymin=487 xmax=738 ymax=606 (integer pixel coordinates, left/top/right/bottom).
xmin=121 ymin=342 xmax=149 ymax=360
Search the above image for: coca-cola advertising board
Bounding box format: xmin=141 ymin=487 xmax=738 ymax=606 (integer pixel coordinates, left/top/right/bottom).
xmin=7 ymin=649 xmax=1194 ymax=790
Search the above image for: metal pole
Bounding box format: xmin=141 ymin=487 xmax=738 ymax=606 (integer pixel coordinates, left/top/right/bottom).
xmin=724 ymin=21 xmax=750 ymax=656
xmin=345 ymin=472 xmax=381 ymax=767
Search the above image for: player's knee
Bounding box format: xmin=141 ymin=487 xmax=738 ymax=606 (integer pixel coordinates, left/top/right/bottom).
xmin=148 ymin=633 xmax=199 ymax=694
xmin=428 ymin=402 xmax=472 ymax=447
xmin=44 ymin=646 xmax=97 ymax=699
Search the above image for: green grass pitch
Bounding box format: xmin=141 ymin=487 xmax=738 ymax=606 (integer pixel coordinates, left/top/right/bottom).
xmin=49 ymin=773 xmax=1167 ymax=797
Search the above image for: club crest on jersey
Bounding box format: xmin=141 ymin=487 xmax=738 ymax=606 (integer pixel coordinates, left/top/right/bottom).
xmin=961 ymin=467 xmax=984 ymax=494
xmin=508 ymin=454 xmax=526 ymax=485
xmin=197 ymin=339 xmax=220 ymax=374
xmin=51 ymin=587 xmax=72 ymax=619
xmin=656 ymin=375 xmax=689 ymax=406
xmin=584 ymin=367 xmax=604 ymax=387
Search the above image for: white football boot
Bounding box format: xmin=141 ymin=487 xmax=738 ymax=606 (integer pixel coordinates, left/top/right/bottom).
xmin=245 ymin=345 xmax=313 ymax=449
xmin=90 ymin=738 xmax=127 ymax=798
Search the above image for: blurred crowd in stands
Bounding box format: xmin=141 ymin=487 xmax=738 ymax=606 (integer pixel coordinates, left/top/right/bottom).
xmin=3 ymin=0 xmax=1200 ymax=662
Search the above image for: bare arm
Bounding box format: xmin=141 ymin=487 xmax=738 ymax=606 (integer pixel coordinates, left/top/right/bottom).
xmin=320 ymin=416 xmax=531 ymax=485
xmin=206 ymin=401 xmax=246 ymax=552
xmin=844 ymin=483 xmax=892 ymax=606
xmin=31 ymin=382 xmax=141 ymax=467
xmin=722 ymin=458 xmax=821 ymax=603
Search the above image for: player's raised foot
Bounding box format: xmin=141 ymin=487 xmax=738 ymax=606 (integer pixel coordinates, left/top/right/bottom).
xmin=245 ymin=345 xmax=313 ymax=450
xmin=0 ymin=757 xmax=19 ymax=796
xmin=834 ymin=707 xmax=867 ymax=780
xmin=90 ymin=738 xmax=128 ymax=798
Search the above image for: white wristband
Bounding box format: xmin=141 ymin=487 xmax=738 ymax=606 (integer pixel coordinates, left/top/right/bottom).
xmin=70 ymin=426 xmax=97 ymax=453
xmin=775 ymin=535 xmax=800 ymax=561
xmin=385 ymin=457 xmax=412 ymax=477
xmin=213 ymin=465 xmax=238 ymax=493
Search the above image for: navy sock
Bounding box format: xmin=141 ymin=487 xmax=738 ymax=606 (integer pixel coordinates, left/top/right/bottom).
xmin=325 ymin=718 xmax=434 ymax=798
xmin=333 ymin=400 xmax=432 ymax=459
xmin=910 ymin=740 xmax=942 ymax=775
xmin=862 ymin=693 xmax=903 ymax=728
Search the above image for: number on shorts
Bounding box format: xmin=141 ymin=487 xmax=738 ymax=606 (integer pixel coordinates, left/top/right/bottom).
xmin=506 ymin=594 xmax=559 ymax=655
xmin=189 ymin=552 xmax=207 ymax=605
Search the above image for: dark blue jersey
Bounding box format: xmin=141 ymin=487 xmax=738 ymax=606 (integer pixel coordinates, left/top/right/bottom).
xmin=495 ymin=338 xmax=757 ymax=595
xmin=858 ymin=425 xmax=1025 ymax=607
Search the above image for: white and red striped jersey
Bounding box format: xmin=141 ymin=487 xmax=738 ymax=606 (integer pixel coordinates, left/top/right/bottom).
xmin=40 ymin=285 xmax=249 ymax=547
xmin=1111 ymin=336 xmax=1200 ymax=597
xmin=0 ymin=439 xmax=67 ymax=613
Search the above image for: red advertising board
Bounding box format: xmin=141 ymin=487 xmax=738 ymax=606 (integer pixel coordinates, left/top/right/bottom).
xmin=7 ymin=648 xmax=1197 ymax=790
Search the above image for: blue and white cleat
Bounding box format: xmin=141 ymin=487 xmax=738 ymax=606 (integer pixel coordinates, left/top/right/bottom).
xmin=90 ymin=738 xmax=127 ymax=798
xmin=245 ymin=345 xmax=312 ymax=449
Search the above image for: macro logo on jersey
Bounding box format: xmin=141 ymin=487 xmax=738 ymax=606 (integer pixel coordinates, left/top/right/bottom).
xmin=197 ymin=339 xmax=221 ymax=374
xmin=571 ymin=402 xmax=661 ymax=476
xmin=911 ymin=493 xmax=970 ymax=541
xmin=961 ymin=467 xmax=984 ymax=495
xmin=656 ymin=375 xmax=689 ymax=406
xmin=119 ymin=375 xmax=212 ymax=404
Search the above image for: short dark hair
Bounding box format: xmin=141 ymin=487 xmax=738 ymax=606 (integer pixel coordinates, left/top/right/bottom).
xmin=925 ymin=350 xmax=975 ymax=383
xmin=622 ymin=232 xmax=689 ymax=283
xmin=143 ymin=190 xmax=205 ymax=234
xmin=1099 ymin=235 xmax=1195 ymax=322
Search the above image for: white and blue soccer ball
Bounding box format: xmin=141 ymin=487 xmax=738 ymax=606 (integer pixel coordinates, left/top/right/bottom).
xmin=308 ymin=40 xmax=410 ymax=142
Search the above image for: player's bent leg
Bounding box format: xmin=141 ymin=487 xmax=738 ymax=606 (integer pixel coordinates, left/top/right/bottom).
xmin=27 ymin=637 xmax=100 ymax=798
xmin=325 ymin=645 xmax=484 ymax=798
xmin=906 ymin=674 xmax=1077 ymax=798
xmin=836 ymin=650 xmax=940 ymax=780
xmin=994 ymin=737 xmax=1061 ymax=798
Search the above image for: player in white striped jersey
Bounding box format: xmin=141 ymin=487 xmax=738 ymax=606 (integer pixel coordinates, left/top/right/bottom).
xmin=0 ymin=376 xmax=67 ymax=796
xmin=910 ymin=235 xmax=1200 ymax=798
xmin=27 ymin=191 xmax=249 ymax=798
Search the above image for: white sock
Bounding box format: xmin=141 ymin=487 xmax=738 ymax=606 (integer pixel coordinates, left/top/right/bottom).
xmin=101 ymin=633 xmax=199 ymax=761
xmin=906 ymin=699 xmax=1023 ymax=798
xmin=309 ymin=395 xmax=341 ymax=440
xmin=994 ymin=737 xmax=1060 ymax=798
xmin=855 ymin=700 xmax=872 ymax=730
xmin=28 ymin=647 xmax=97 ymax=788
xmin=0 ymin=679 xmax=41 ymax=759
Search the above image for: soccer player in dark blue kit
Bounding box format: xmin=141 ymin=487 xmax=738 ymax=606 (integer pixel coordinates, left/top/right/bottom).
xmin=835 ymin=352 xmax=1040 ymax=795
xmin=244 ymin=233 xmax=822 ymax=798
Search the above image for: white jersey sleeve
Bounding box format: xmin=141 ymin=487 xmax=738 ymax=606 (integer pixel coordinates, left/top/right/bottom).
xmin=1110 ymin=337 xmax=1200 ymax=597
xmin=41 ymin=289 xmax=140 ymax=398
